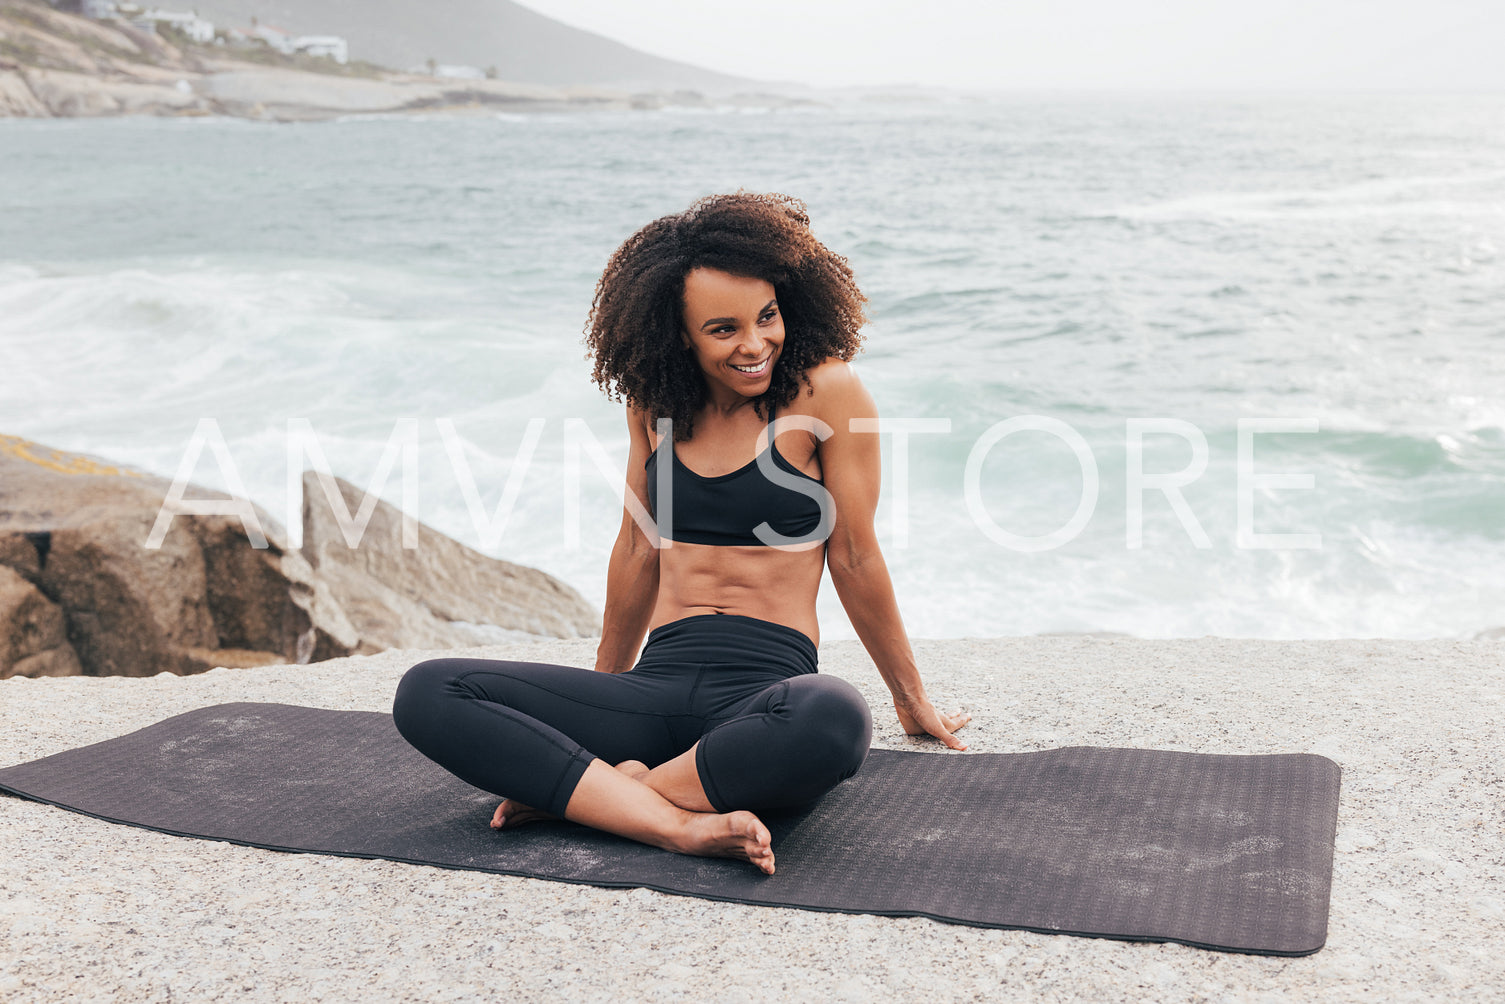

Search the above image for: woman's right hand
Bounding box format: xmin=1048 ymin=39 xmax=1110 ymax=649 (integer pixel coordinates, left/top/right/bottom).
xmin=894 ymin=694 xmax=972 ymax=751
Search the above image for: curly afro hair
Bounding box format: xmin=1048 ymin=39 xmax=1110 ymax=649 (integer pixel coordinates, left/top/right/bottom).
xmin=584 ymin=191 xmax=868 ymax=442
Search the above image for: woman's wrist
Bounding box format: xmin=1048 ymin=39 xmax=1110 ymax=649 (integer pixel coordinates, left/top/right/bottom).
xmin=890 ymin=685 xmax=928 ymax=707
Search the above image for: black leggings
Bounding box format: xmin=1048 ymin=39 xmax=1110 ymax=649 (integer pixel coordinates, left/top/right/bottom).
xmin=391 ymin=613 xmax=873 ymax=818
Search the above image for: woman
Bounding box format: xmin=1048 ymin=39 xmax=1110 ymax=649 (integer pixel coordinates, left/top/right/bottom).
xmin=393 ymin=192 xmax=970 ymax=875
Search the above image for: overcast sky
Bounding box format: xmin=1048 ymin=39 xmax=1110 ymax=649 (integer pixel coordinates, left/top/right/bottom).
xmin=518 ymin=0 xmax=1503 ymax=91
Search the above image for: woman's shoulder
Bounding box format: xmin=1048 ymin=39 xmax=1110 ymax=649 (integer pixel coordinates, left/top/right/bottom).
xmin=796 ymin=356 xmax=863 ymax=397
xmin=626 ymin=400 xmax=660 ymax=445
xmin=794 ymin=357 xmax=875 ymax=419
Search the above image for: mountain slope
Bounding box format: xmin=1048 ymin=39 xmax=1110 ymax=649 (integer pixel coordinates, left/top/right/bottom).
xmin=181 ymin=0 xmax=765 ymax=91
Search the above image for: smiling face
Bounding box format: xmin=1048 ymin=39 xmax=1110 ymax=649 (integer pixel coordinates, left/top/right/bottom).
xmin=679 ymin=266 xmax=784 ymax=405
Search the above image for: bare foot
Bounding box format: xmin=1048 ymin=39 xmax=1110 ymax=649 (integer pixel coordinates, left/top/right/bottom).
xmin=676 ymin=810 xmax=776 ymax=875
xmin=491 ymin=761 xmax=653 ymax=830
xmin=490 ymin=798 xmax=557 ymax=829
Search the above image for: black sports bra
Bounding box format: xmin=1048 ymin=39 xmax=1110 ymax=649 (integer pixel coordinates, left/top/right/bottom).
xmin=644 ymin=402 xmax=828 ymax=547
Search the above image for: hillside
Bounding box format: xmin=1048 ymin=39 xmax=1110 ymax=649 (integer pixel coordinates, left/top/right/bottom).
xmin=177 ymin=0 xmax=769 ymax=92
xmin=0 ymin=0 xmax=814 ymax=119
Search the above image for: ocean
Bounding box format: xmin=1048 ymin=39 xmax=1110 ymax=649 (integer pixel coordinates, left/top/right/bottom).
xmin=2 ymin=95 xmax=1502 ymax=641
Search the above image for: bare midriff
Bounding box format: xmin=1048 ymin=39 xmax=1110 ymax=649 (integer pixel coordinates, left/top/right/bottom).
xmin=643 ymin=410 xmax=826 ymax=649
xmin=647 ymin=541 xmax=825 ymax=648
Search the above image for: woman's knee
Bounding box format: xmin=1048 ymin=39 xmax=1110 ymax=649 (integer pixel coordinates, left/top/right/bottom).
xmin=788 ymin=675 xmax=873 ymax=778
xmin=391 ymin=658 xmax=464 ymax=744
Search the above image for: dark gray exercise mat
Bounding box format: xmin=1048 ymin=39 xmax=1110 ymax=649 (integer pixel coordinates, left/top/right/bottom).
xmin=0 ymin=702 xmax=1340 ymax=955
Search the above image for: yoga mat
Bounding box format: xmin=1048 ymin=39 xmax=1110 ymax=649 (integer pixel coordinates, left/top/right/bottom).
xmin=0 ymin=702 xmax=1340 ymax=956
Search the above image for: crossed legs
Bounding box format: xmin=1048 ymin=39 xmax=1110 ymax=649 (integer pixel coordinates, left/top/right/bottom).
xmin=553 ymin=756 xmax=776 ymax=872
xmin=391 ymin=656 xmax=871 ymax=873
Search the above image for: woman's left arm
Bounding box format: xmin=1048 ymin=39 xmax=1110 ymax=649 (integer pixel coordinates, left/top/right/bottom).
xmin=814 ymin=362 xmax=972 ymax=750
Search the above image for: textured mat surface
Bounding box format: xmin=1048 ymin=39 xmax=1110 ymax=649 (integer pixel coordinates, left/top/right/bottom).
xmin=0 ymin=702 xmax=1340 ymax=955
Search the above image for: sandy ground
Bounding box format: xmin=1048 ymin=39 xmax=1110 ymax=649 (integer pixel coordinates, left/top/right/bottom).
xmin=1 ymin=635 xmax=1500 ymax=1002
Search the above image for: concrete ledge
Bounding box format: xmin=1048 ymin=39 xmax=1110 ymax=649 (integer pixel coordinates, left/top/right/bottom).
xmin=1 ymin=636 xmax=1500 ymax=999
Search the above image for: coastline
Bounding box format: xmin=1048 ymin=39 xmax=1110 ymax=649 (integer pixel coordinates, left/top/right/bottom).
xmin=2 ymin=635 xmax=1500 ymax=1000
xmin=0 ymin=59 xmax=822 ymax=121
xmin=0 ymin=1 xmax=822 ymax=121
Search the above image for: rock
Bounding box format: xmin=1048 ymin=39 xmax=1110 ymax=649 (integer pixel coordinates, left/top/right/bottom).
xmin=0 ymin=433 xmax=359 ymax=676
xmin=7 ymin=645 xmax=83 ymax=677
xmin=302 ymin=471 xmax=600 ymax=648
xmin=192 ymin=512 xmax=362 ymax=664
xmin=191 ymin=69 xmax=573 ymax=121
xmin=0 ymin=433 xmax=599 ymax=677
xmin=39 ymin=508 xmax=219 ymax=677
xmin=177 ymin=646 xmax=288 ymax=670
xmin=19 ymin=67 xmax=122 ymax=115
xmin=20 ymin=67 xmax=205 ymax=117
xmin=0 ymin=565 xmax=82 ymax=679
xmin=0 ymin=71 xmax=49 ymax=117
xmin=196 ymin=67 xmax=435 ymax=115
xmin=275 ymin=544 xmax=364 ymax=662
xmin=0 ymin=532 xmax=42 ymax=583
xmin=1 ymin=0 xmax=164 ymax=73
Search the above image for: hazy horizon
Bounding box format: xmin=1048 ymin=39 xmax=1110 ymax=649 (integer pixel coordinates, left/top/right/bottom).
xmin=517 ymin=0 xmax=1504 ymax=93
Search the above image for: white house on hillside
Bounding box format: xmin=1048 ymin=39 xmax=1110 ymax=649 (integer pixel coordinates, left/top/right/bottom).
xmin=140 ymin=9 xmax=214 ymax=43
xmin=77 ymin=2 xmax=350 ymax=64
xmin=292 ymin=36 xmax=348 ymax=64
xmin=80 ymin=2 xmax=214 ymax=43
xmin=253 ymin=24 xmax=294 ymax=54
